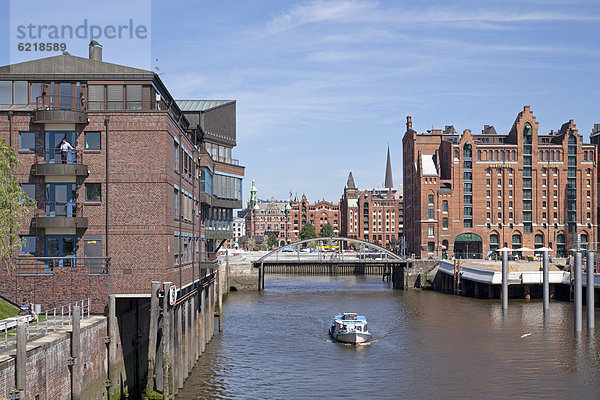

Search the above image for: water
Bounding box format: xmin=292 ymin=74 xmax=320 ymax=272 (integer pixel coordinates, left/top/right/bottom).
xmin=178 ymin=275 xmax=600 ymax=399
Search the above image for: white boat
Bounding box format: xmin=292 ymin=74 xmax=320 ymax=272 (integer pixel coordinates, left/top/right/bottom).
xmin=329 ymin=313 xmax=372 ymax=344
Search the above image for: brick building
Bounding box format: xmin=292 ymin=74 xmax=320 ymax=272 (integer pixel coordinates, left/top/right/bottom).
xmin=289 ymin=195 xmax=339 ymax=242
xmin=403 ymin=106 xmax=597 ymax=260
xmin=0 ymin=45 xmax=243 ymax=311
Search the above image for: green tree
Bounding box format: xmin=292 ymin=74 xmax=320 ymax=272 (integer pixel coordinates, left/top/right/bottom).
xmin=319 ymin=223 xmax=334 ymax=238
xmin=266 ymin=233 xmax=278 ymax=249
xmin=299 ymin=223 xmax=317 ymax=246
xmin=246 ymin=237 xmax=256 ymax=251
xmin=0 ymin=139 xmax=35 ymax=268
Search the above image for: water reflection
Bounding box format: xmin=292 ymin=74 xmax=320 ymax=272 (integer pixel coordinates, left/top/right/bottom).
xmin=177 ymin=276 xmax=600 ymax=400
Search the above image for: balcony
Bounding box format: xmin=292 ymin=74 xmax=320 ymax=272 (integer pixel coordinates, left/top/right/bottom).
xmin=32 ymin=95 xmax=88 ymax=124
xmin=15 ymin=256 xmax=110 ymax=276
xmin=32 ymin=149 xmax=88 ymax=177
xmin=31 ymin=202 xmax=88 ymax=229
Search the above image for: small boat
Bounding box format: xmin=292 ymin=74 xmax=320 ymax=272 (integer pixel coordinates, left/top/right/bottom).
xmin=329 ymin=312 xmax=372 ymax=344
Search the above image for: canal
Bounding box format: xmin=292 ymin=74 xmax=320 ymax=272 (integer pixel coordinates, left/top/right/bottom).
xmin=178 ymin=275 xmax=600 ymax=399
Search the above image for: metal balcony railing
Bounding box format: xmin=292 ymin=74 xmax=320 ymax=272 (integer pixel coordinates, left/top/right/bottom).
xmin=15 ymin=257 xmax=110 ymax=275
xmin=37 ymin=148 xmax=83 ymax=165
xmin=38 ymin=201 xmax=84 ymax=218
xmin=35 ymin=95 xmax=86 ymax=112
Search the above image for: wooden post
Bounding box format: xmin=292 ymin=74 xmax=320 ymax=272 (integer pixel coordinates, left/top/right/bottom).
xmin=177 ymin=304 xmax=184 ymax=390
xmin=107 ymin=294 xmax=117 ymax=397
xmin=72 ymin=306 xmax=81 ymax=400
xmin=200 ymin=286 xmax=206 ymax=353
xmin=145 ymin=281 xmax=161 ymax=395
xmin=162 ymin=282 xmax=171 ymax=400
xmin=16 ymin=321 xmax=26 ymax=399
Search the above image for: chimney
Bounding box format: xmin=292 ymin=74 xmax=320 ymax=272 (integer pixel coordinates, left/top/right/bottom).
xmin=406 ymin=116 xmax=412 ymax=132
xmin=89 ymin=41 xmax=102 ymax=61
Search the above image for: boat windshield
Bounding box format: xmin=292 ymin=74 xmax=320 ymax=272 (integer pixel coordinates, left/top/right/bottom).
xmin=343 ymin=314 xmax=358 ymax=320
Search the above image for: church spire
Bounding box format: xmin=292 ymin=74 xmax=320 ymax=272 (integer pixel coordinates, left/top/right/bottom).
xmin=346 ymin=171 xmax=357 ymax=190
xmin=385 ymin=145 xmax=393 ymax=188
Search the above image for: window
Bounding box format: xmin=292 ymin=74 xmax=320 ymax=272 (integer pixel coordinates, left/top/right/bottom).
xmin=554 ymin=201 xmax=558 ymax=208
xmin=542 ymin=212 xmax=546 ymax=219
xmin=509 ymin=201 xmax=513 ymax=208
xmin=428 ymin=194 xmax=434 ymax=205
xmin=442 ymin=200 xmax=448 ymax=212
xmin=464 ymin=219 xmax=472 ymax=228
xmin=442 ymin=217 xmax=448 ymax=228
xmin=20 ymin=183 xmax=35 ymax=201
xmin=0 ymin=81 xmax=27 ymax=104
xmin=106 ymin=85 xmax=124 ymax=109
xmin=428 ymin=242 xmax=435 ymax=253
xmin=19 ymin=236 xmax=36 ymax=255
xmin=486 ymin=190 xmax=490 ymax=197
xmin=498 ymin=201 xmax=501 ymax=208
xmin=486 ymin=201 xmax=490 ymax=208
xmin=428 ymin=225 xmax=434 ymax=237
xmin=486 ymin=178 xmax=490 ymax=186
xmin=542 ymin=179 xmax=546 ymax=187
xmin=428 ymin=209 xmax=434 ymax=219
xmin=542 ymin=201 xmax=546 ymax=208
xmin=19 ymin=131 xmax=35 ymax=151
xmin=84 ymin=131 xmax=101 ymax=150
xmin=88 ymin=85 xmax=105 ymax=110
xmin=497 ymin=190 xmax=502 ymax=197
xmin=174 ymin=188 xmax=179 ymax=219
xmin=497 ymin=179 xmax=501 ymax=186
xmin=509 ymin=190 xmax=513 ymax=197
xmin=85 ymin=183 xmax=101 ymax=202
xmin=553 ymin=179 xmax=557 ymax=186
xmin=486 ymin=212 xmax=491 ymax=219
xmin=13 ymin=81 xmax=27 ymax=104
xmin=509 ymin=212 xmax=513 ymax=219
xmin=0 ymin=81 xmax=11 ymax=104
xmin=553 ymin=190 xmax=557 ymax=197
xmin=126 ymin=85 xmax=142 ymax=110
xmin=498 ymin=212 xmax=502 ymax=219
xmin=174 ymin=141 xmax=179 ymax=171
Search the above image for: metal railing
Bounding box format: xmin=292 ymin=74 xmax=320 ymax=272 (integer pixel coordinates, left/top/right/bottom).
xmin=15 ymin=256 xmax=110 ymax=275
xmin=39 ymin=148 xmax=83 ymax=165
xmin=0 ymin=298 xmax=92 ymax=350
xmin=35 ymin=95 xmax=86 ymax=112
xmin=36 ymin=201 xmax=84 ymax=218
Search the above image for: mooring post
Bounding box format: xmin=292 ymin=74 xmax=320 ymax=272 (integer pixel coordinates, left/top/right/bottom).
xmin=162 ymin=282 xmax=172 ymax=400
xmin=16 ymin=321 xmax=26 ymax=399
xmin=574 ymin=251 xmax=582 ymax=332
xmin=543 ymin=250 xmax=550 ymax=311
xmin=107 ymin=294 xmax=117 ymax=397
xmin=71 ymin=306 xmax=81 ymax=400
xmin=502 ymin=250 xmax=508 ymax=310
xmin=587 ymin=251 xmax=595 ymax=330
xmin=260 ymin=261 xmax=265 ymax=290
xmin=146 ymin=281 xmax=161 ymax=395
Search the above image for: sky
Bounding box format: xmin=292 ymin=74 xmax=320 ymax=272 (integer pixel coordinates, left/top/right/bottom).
xmin=1 ymin=0 xmax=600 ymax=206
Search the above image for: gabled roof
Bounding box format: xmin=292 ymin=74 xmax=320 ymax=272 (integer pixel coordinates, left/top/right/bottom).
xmin=176 ymin=100 xmax=235 ymax=112
xmin=0 ymin=53 xmax=153 ymax=80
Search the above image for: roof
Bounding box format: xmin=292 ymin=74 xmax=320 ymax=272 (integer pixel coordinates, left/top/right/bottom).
xmin=421 ymin=154 xmax=438 ymax=176
xmin=176 ymin=100 xmax=235 ymax=112
xmin=385 ymin=146 xmax=393 ymax=188
xmin=0 ymin=53 xmax=153 ymax=80
xmin=346 ymin=171 xmax=357 ymax=189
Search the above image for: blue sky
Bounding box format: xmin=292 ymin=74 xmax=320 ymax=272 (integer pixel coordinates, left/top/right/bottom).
xmin=2 ymin=0 xmax=600 ymax=205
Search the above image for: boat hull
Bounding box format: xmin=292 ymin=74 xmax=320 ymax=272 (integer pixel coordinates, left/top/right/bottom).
xmin=330 ymin=329 xmax=371 ymax=344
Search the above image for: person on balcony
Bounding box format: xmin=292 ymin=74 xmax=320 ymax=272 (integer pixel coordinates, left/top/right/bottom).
xmin=60 ymin=138 xmax=74 ymax=164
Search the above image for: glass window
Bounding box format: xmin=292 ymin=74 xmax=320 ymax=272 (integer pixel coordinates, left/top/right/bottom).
xmin=464 ymin=219 xmax=472 ymax=228
xmin=174 ymin=188 xmax=179 ymax=219
xmin=85 ymin=131 xmax=101 ymax=150
xmin=174 ymin=141 xmax=179 ymax=171
xmin=442 ymin=217 xmax=448 ymax=228
xmin=19 ymin=235 xmax=36 ymax=255
xmin=428 ymin=194 xmax=434 ymax=205
xmin=19 ymin=131 xmax=36 ymax=151
xmin=85 ymin=183 xmax=101 ymax=202
xmin=428 ymin=225 xmax=434 ymax=236
xmin=30 ymin=83 xmax=43 ymax=104
xmin=106 ymin=85 xmax=123 ymax=110
xmin=88 ymin=85 xmax=104 ymax=110
xmin=20 ymin=183 xmax=35 ymax=201
xmin=126 ymin=85 xmax=142 ymax=110
xmin=0 ymin=81 xmax=12 ymax=104
xmin=442 ymin=200 xmax=448 ymax=212
xmin=13 ymin=81 xmax=28 ymax=104
xmin=428 ymin=209 xmax=434 ymax=219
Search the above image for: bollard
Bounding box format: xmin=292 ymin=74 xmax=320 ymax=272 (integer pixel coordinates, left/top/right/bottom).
xmin=587 ymin=251 xmax=595 ymax=331
xmin=502 ymin=250 xmax=508 ymax=310
xmin=543 ymin=250 xmax=549 ymax=311
xmin=574 ymin=252 xmax=582 ymax=332
xmin=72 ymin=306 xmax=81 ymax=400
xmin=16 ymin=322 xmax=26 ymax=399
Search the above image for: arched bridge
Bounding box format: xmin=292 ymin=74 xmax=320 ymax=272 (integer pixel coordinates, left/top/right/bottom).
xmin=253 ymin=237 xmax=407 ymax=290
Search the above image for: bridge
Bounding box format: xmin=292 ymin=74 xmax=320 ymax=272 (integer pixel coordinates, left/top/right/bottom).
xmin=252 ymin=237 xmax=410 ymax=290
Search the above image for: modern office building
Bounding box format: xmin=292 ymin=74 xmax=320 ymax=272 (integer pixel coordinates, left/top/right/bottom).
xmin=0 ymin=45 xmax=243 ymax=311
xmin=403 ymin=106 xmax=597 ymax=259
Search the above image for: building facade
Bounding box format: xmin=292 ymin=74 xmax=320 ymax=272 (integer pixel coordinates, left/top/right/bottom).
xmin=0 ymin=45 xmax=244 ymax=311
xmin=403 ymin=106 xmax=597 ymax=259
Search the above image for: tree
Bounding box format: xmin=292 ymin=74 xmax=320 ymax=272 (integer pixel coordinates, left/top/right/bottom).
xmin=245 ymin=237 xmax=256 ymax=251
xmin=299 ymin=223 xmax=317 ymax=246
xmin=319 ymin=223 xmax=334 ymax=238
xmin=266 ymin=233 xmax=278 ymax=249
xmin=0 ymin=139 xmax=35 ymax=269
